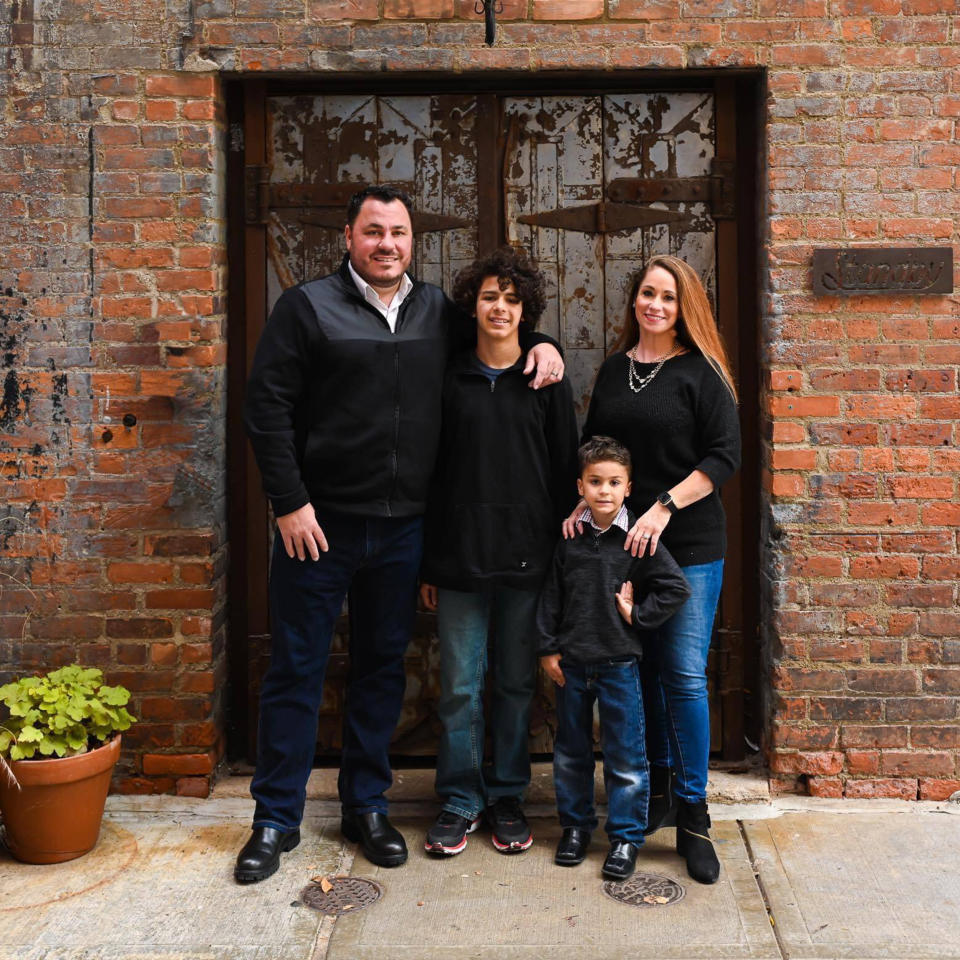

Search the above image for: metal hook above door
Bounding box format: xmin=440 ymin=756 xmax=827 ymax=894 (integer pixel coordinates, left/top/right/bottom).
xmin=475 ymin=0 xmax=504 ymax=46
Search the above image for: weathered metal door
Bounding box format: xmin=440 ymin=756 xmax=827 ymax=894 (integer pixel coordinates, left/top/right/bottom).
xmin=233 ymin=83 xmax=745 ymax=761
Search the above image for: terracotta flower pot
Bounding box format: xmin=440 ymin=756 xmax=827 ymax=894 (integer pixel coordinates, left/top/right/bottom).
xmin=0 ymin=735 xmax=121 ymax=864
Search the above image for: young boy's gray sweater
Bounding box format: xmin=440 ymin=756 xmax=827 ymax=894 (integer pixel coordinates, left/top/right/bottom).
xmin=536 ymin=513 xmax=691 ymax=664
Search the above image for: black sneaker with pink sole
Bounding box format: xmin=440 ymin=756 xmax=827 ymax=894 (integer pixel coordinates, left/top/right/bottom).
xmin=487 ymin=796 xmax=533 ymax=853
xmin=424 ymin=811 xmax=481 ymax=856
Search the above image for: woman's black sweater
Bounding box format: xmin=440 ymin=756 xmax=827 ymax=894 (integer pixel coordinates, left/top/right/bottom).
xmin=421 ymin=351 xmax=579 ymax=592
xmin=582 ymin=350 xmax=741 ymax=566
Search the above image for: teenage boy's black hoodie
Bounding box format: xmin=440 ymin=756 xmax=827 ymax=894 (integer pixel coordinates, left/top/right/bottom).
xmin=536 ymin=511 xmax=691 ymax=663
xmin=420 ymin=350 xmax=579 ymax=592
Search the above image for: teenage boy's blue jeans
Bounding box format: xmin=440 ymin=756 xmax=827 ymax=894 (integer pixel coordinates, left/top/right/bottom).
xmin=553 ymin=657 xmax=649 ymax=846
xmin=434 ymin=586 xmax=539 ymax=820
xmin=641 ymin=559 xmax=724 ymax=804
xmin=251 ymin=509 xmax=423 ymax=832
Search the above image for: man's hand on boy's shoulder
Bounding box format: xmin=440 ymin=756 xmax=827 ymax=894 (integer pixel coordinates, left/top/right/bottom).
xmin=561 ymin=500 xmax=587 ymax=540
xmin=524 ymin=341 xmax=565 ymax=390
xmin=540 ymin=653 xmax=565 ymax=687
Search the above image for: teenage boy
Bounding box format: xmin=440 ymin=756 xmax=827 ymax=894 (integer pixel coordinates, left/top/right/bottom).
xmin=536 ymin=436 xmax=690 ymax=880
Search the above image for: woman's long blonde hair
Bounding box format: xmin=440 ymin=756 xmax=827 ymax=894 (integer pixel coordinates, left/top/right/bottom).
xmin=610 ymin=254 xmax=738 ymax=402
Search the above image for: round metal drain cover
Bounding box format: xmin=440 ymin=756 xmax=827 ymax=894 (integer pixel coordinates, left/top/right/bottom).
xmin=602 ymin=872 xmax=685 ymax=907
xmin=299 ymin=876 xmax=384 ymax=916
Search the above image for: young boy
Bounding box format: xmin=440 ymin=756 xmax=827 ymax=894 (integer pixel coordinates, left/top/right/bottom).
xmin=536 ymin=436 xmax=691 ymax=880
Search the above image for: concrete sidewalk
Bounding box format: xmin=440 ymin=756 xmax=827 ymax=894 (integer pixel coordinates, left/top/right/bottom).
xmin=2 ymin=769 xmax=959 ymax=960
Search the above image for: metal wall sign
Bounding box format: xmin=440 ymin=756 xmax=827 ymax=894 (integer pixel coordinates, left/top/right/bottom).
xmin=812 ymin=247 xmax=953 ymax=295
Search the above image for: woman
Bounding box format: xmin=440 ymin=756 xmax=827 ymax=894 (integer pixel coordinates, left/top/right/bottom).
xmin=420 ymin=247 xmax=578 ymax=858
xmin=567 ymin=254 xmax=740 ymax=884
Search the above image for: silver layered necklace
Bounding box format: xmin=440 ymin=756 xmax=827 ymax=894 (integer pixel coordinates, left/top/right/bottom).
xmin=627 ymin=343 xmax=682 ymax=393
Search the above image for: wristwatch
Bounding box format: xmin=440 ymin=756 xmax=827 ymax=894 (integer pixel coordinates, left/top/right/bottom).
xmin=656 ymin=491 xmax=679 ymax=515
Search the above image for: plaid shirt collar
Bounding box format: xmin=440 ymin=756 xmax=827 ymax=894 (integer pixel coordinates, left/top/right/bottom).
xmin=579 ymin=504 xmax=631 ymax=534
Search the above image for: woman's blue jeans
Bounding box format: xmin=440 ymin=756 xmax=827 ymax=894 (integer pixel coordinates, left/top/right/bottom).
xmin=641 ymin=559 xmax=724 ymax=804
xmin=434 ymin=585 xmax=539 ymax=820
xmin=553 ymin=657 xmax=649 ymax=845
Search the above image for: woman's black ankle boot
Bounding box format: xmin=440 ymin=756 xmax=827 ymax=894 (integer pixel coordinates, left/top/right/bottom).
xmin=643 ymin=765 xmax=677 ymax=835
xmin=676 ymin=798 xmax=720 ymax=884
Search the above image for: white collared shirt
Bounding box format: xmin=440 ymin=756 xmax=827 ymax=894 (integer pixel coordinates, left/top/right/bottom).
xmin=348 ymin=261 xmax=413 ymax=334
xmin=579 ymin=504 xmax=631 ymax=534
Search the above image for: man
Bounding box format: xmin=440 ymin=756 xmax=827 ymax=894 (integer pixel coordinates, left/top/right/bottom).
xmin=235 ymin=185 xmax=564 ymax=882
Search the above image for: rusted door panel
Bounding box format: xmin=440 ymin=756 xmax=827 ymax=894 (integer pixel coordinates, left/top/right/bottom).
xmin=504 ymin=96 xmax=605 ymax=421
xmin=266 ymin=95 xmax=481 ymax=313
xmin=603 ymin=92 xmax=716 ymax=329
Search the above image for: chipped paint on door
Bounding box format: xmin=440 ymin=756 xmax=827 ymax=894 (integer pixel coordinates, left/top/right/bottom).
xmin=504 ymin=96 xmax=606 ymax=423
xmin=266 ymin=95 xmax=481 ymax=311
xmin=255 ymin=91 xmax=718 ymax=757
xmin=504 ymin=93 xmax=715 ymax=427
xmin=604 ymin=92 xmax=716 ymax=350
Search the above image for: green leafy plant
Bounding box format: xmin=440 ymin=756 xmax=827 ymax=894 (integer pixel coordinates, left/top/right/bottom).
xmin=0 ymin=666 xmax=136 ymax=761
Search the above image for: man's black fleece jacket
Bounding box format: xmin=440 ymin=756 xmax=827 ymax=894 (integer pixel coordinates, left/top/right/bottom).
xmin=536 ymin=513 xmax=691 ymax=663
xmin=244 ymin=256 xmax=557 ymax=519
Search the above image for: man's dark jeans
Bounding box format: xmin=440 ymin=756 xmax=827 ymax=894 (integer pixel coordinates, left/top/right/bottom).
xmin=251 ymin=509 xmax=423 ymax=832
xmin=553 ymin=656 xmax=649 ymax=845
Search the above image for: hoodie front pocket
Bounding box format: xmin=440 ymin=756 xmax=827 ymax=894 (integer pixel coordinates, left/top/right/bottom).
xmin=453 ymin=503 xmax=534 ymax=577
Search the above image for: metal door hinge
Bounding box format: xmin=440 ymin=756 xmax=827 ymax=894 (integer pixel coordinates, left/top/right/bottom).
xmin=607 ymin=157 xmax=736 ymax=221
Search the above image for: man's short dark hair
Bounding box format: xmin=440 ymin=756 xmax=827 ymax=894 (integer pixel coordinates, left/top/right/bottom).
xmin=345 ymin=185 xmax=415 ymax=227
xmin=578 ymin=436 xmax=632 ymax=475
xmin=451 ymin=246 xmax=547 ymax=328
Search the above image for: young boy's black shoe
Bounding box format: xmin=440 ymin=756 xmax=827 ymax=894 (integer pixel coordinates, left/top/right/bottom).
xmin=424 ymin=811 xmax=481 ymax=856
xmin=487 ymin=796 xmax=533 ymax=853
xmin=602 ymin=840 xmax=639 ymax=880
xmin=555 ymin=827 xmax=591 ymax=866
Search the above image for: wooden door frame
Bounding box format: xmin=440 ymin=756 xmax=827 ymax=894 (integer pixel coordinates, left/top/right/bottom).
xmin=225 ymin=71 xmax=765 ymax=764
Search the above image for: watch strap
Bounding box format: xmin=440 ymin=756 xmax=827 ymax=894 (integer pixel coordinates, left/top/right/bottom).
xmin=657 ymin=491 xmax=679 ymax=515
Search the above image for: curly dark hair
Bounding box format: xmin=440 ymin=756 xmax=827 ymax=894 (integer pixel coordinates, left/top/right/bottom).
xmin=452 ymin=247 xmax=547 ymax=328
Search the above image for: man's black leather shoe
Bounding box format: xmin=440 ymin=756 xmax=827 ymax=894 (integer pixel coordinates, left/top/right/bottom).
xmin=555 ymin=827 xmax=591 ymax=866
xmin=341 ymin=811 xmax=407 ymax=867
xmin=234 ymin=826 xmax=301 ymax=883
xmin=602 ymin=840 xmax=639 ymax=880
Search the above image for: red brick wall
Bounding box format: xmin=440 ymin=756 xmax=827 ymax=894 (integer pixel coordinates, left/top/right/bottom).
xmin=1 ymin=0 xmax=957 ymax=798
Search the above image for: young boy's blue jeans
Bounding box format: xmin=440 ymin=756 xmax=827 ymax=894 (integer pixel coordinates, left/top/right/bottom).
xmin=553 ymin=656 xmax=649 ymax=846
